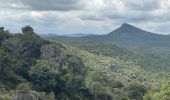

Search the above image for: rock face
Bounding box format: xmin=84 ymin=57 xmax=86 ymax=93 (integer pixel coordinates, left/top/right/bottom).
xmin=40 ymin=44 xmax=86 ymax=75
xmin=41 ymin=44 xmax=63 ymax=68
xmin=11 ymin=91 xmax=43 ymax=100
xmin=22 ymin=26 xmax=34 ymax=33
xmin=41 ymin=44 xmax=56 ymax=58
xmin=0 ymin=27 xmax=4 ymax=33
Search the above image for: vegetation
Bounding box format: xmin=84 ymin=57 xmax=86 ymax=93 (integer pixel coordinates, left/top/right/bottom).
xmin=1 ymin=25 xmax=170 ymax=100
xmin=0 ymin=26 xmax=92 ymax=100
xmin=143 ymin=80 xmax=170 ymax=100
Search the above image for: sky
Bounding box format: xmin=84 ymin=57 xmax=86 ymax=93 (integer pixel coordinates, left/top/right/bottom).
xmin=0 ymin=0 xmax=170 ymax=35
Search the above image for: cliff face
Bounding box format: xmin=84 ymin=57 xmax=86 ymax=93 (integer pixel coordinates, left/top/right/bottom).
xmin=40 ymin=43 xmax=85 ymax=74
xmin=41 ymin=44 xmax=64 ymax=68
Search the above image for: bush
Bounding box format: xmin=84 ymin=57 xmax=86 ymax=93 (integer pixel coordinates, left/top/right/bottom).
xmin=113 ymin=81 xmax=124 ymax=88
xmin=17 ymin=83 xmax=31 ymax=91
xmin=0 ymin=91 xmax=10 ymax=100
xmin=29 ymin=60 xmax=59 ymax=92
xmin=127 ymin=83 xmax=147 ymax=100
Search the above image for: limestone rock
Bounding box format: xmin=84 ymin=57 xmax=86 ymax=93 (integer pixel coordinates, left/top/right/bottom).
xmin=11 ymin=91 xmax=43 ymax=100
xmin=41 ymin=44 xmax=63 ymax=68
xmin=41 ymin=44 xmax=56 ymax=58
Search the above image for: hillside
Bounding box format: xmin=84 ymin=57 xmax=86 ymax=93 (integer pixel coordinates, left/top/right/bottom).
xmin=1 ymin=26 xmax=170 ymax=100
xmin=0 ymin=26 xmax=94 ymax=100
xmin=51 ymin=40 xmax=170 ymax=100
xmin=43 ymin=23 xmax=170 ymax=99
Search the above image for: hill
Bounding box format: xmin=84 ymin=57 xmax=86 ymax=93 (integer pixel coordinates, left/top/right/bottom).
xmin=53 ymin=23 xmax=170 ymax=48
xmin=1 ymin=25 xmax=170 ymax=100
xmin=0 ymin=26 xmax=94 ymax=100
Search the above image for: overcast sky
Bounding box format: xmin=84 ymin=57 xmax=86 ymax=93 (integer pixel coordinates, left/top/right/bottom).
xmin=0 ymin=0 xmax=170 ymax=35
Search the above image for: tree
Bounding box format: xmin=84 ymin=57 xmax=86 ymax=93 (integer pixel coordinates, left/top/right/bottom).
xmin=0 ymin=49 xmax=12 ymax=74
xmin=29 ymin=60 xmax=60 ymax=92
xmin=0 ymin=27 xmax=10 ymax=44
xmin=127 ymin=83 xmax=147 ymax=100
xmin=144 ymin=81 xmax=170 ymax=100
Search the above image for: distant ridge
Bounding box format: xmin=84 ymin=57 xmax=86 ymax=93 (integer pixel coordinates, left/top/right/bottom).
xmin=53 ymin=23 xmax=170 ymax=47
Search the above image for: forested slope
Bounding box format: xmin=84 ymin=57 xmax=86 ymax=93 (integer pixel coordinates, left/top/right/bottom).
xmin=1 ymin=26 xmax=170 ymax=100
xmin=0 ymin=26 xmax=93 ymax=100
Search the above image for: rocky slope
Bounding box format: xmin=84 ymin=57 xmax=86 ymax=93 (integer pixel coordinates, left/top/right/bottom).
xmin=0 ymin=26 xmax=93 ymax=100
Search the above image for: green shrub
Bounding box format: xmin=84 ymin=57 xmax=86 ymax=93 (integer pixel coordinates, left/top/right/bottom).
xmin=127 ymin=83 xmax=147 ymax=100
xmin=0 ymin=91 xmax=10 ymax=100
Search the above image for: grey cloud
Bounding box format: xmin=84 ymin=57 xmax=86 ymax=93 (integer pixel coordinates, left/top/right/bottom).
xmin=0 ymin=0 xmax=87 ymax=11
xmin=80 ymin=14 xmax=106 ymax=21
xmin=80 ymin=0 xmax=170 ymax=24
xmin=121 ymin=0 xmax=160 ymax=11
xmin=0 ymin=0 xmax=170 ymax=34
xmin=22 ymin=0 xmax=87 ymax=11
xmin=79 ymin=11 xmax=153 ymax=23
xmin=107 ymin=11 xmax=154 ymax=22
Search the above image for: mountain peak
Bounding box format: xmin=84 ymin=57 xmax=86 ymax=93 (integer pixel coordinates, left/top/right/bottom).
xmin=107 ymin=23 xmax=150 ymax=36
xmin=122 ymin=23 xmax=130 ymax=26
xmin=120 ymin=23 xmax=137 ymax=29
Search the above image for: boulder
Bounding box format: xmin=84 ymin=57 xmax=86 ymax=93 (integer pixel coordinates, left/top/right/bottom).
xmin=22 ymin=26 xmax=34 ymax=33
xmin=11 ymin=91 xmax=43 ymax=100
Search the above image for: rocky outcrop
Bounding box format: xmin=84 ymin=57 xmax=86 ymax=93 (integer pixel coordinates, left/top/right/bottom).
xmin=41 ymin=44 xmax=64 ymax=68
xmin=0 ymin=27 xmax=4 ymax=33
xmin=0 ymin=27 xmax=10 ymax=43
xmin=41 ymin=44 xmax=56 ymax=58
xmin=11 ymin=91 xmax=43 ymax=100
xmin=2 ymin=26 xmax=47 ymax=58
xmin=22 ymin=26 xmax=34 ymax=33
xmin=41 ymin=44 xmax=86 ymax=75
